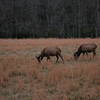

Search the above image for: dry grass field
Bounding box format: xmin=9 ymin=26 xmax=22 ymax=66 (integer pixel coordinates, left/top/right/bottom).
xmin=0 ymin=38 xmax=100 ymax=100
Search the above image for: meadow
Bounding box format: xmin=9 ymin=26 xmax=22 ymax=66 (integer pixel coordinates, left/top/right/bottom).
xmin=0 ymin=38 xmax=100 ymax=100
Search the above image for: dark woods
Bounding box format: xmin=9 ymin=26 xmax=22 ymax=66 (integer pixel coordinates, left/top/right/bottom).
xmin=0 ymin=0 xmax=100 ymax=38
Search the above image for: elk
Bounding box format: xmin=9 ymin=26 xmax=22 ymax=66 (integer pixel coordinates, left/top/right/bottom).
xmin=36 ymin=46 xmax=64 ymax=63
xmin=74 ymin=43 xmax=97 ymax=60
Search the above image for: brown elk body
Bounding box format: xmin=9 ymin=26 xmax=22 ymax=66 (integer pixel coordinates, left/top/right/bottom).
xmin=74 ymin=43 xmax=97 ymax=60
xmin=36 ymin=47 xmax=64 ymax=63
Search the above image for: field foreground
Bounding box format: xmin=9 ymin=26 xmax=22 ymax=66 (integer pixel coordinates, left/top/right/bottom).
xmin=0 ymin=38 xmax=100 ymax=100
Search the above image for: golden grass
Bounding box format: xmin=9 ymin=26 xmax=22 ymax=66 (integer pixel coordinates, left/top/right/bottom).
xmin=0 ymin=38 xmax=100 ymax=100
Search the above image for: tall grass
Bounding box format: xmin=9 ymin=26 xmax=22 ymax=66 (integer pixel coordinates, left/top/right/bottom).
xmin=0 ymin=38 xmax=100 ymax=100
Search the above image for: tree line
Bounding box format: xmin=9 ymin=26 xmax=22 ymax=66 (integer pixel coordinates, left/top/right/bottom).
xmin=0 ymin=0 xmax=100 ymax=38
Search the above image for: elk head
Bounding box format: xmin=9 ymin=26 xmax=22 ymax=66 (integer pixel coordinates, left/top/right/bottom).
xmin=35 ymin=55 xmax=41 ymax=63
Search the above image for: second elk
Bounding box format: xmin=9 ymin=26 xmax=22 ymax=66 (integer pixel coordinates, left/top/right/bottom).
xmin=74 ymin=43 xmax=97 ymax=60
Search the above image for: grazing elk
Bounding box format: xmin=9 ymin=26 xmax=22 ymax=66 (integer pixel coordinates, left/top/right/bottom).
xmin=36 ymin=47 xmax=64 ymax=63
xmin=74 ymin=43 xmax=97 ymax=60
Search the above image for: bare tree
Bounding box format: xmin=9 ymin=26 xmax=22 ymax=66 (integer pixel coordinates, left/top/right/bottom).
xmin=95 ymin=0 xmax=99 ymax=37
